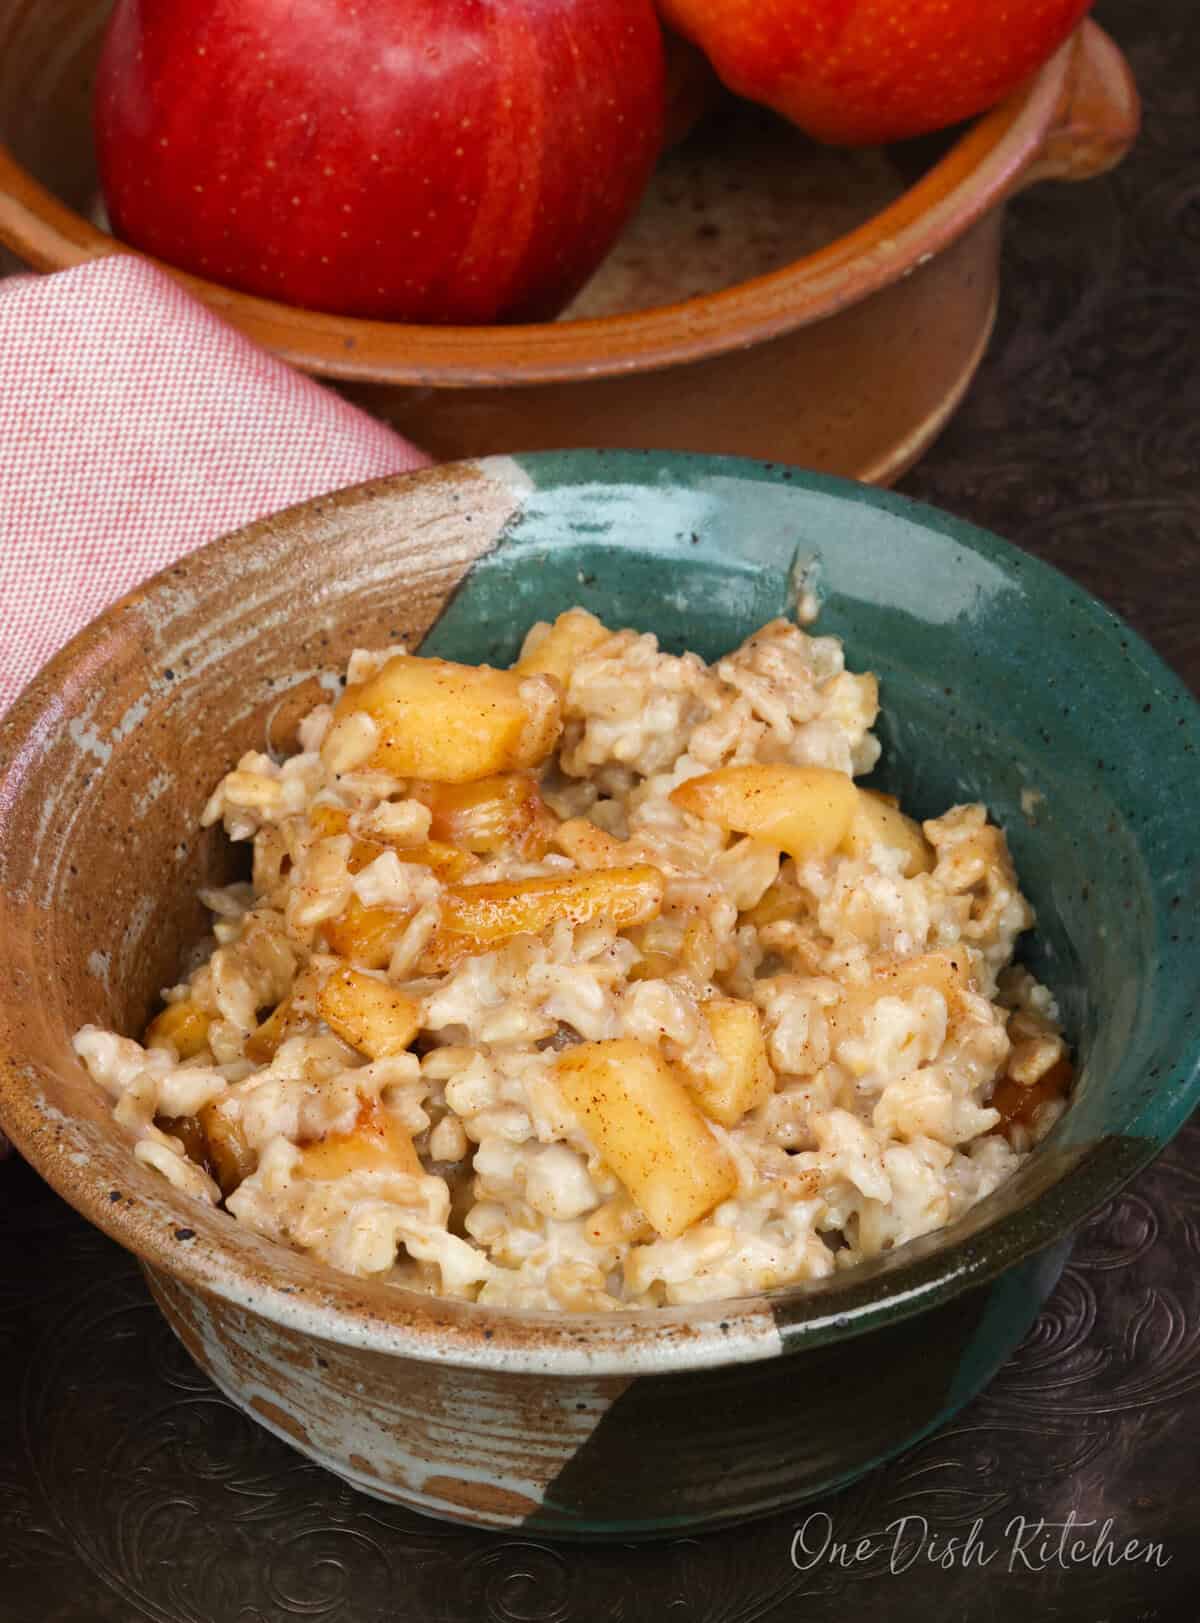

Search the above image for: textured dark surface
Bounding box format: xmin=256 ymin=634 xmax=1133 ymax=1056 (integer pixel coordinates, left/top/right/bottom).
xmin=2 ymin=0 xmax=1198 ymax=1616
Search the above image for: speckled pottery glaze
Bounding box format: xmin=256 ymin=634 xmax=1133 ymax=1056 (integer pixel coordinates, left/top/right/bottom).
xmin=1 ymin=452 xmax=1197 ymax=1539
xmin=0 ymin=9 xmax=1137 ymax=480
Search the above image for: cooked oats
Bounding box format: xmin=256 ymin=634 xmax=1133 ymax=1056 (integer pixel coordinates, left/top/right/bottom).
xmin=75 ymin=610 xmax=1071 ymax=1309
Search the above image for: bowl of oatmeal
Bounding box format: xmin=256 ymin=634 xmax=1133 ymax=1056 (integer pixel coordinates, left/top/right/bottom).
xmin=1 ymin=452 xmax=1197 ymax=1537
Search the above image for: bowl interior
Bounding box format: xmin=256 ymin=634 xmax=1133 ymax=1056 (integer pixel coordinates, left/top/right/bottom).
xmin=0 ymin=0 xmax=927 ymax=314
xmin=1 ymin=451 xmax=1197 ymax=1369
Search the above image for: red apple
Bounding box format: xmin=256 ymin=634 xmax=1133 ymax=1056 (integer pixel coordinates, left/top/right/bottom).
xmin=656 ymin=0 xmax=1093 ymax=146
xmin=94 ymin=0 xmax=666 ymax=323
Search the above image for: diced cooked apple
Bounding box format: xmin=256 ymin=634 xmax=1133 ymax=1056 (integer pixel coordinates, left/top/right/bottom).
xmin=244 ymin=994 xmax=299 ymax=1063
xmin=298 ymin=1098 xmax=423 ymax=1180
xmin=513 ymin=607 xmax=611 ymax=686
xmin=392 ymin=840 xmax=479 ymax=881
xmin=146 ymin=999 xmax=212 ymax=1059
xmin=417 ymin=865 xmax=663 ymax=974
xmin=319 ymin=895 xmax=411 ymax=969
xmin=627 ymin=949 xmax=681 ymax=983
xmin=555 ymin=1038 xmax=738 ymax=1239
xmin=411 ymin=772 xmax=558 ymax=859
xmin=742 ymin=867 xmax=805 ymax=927
xmin=415 ymin=931 xmax=494 ymax=976
xmin=685 ymin=999 xmax=775 ymax=1127
xmin=307 ymin=803 xmax=352 ymax=840
xmin=347 ymin=834 xmax=475 ymax=882
xmin=551 ymin=817 xmax=630 ymax=869
xmin=156 ymin=1112 xmax=213 ymax=1172
xmin=841 ymin=788 xmax=934 ymax=875
xmin=670 ymin=764 xmax=859 ymax=861
xmin=442 ymin=865 xmax=664 ymax=943
xmin=871 ymin=949 xmax=970 ymax=1006
xmin=329 ymin=654 xmax=562 ymax=783
xmin=582 ymin=1193 xmax=656 ymax=1248
xmin=827 ymin=951 xmax=972 ymax=1048
xmin=316 ymin=967 xmax=421 ymax=1059
xmin=198 ymin=1099 xmax=256 ymax=1195
xmin=990 ymin=1055 xmax=1073 ymax=1136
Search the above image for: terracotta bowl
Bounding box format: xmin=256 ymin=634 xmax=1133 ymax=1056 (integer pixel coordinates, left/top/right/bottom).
xmin=2 ymin=452 xmax=1199 ymax=1539
xmin=0 ymin=8 xmax=1137 ymax=479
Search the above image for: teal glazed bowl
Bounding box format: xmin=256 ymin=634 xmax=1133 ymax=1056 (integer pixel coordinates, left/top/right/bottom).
xmin=1 ymin=451 xmax=1198 ymax=1539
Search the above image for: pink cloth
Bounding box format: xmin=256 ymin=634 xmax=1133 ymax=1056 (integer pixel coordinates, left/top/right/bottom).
xmin=0 ymin=257 xmax=427 ymax=1160
xmin=0 ymin=257 xmax=429 ymax=718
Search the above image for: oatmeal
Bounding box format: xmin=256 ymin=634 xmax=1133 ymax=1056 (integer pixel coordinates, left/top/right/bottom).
xmin=74 ymin=607 xmax=1072 ymax=1310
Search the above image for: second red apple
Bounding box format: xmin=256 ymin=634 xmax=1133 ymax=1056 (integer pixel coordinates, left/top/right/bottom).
xmin=657 ymin=0 xmax=1092 ymax=146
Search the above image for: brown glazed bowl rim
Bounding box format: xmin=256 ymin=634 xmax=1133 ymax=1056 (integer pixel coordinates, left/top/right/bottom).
xmin=0 ymin=25 xmax=1134 ymax=387
xmin=2 ymin=452 xmax=1195 ymax=1377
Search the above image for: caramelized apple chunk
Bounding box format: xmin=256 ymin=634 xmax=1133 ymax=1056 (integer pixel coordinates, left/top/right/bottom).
xmin=671 ymin=764 xmax=859 ymax=861
xmin=840 ymin=788 xmax=934 ymax=875
xmin=556 ymin=1039 xmax=738 ymax=1240
xmin=684 ymin=999 xmax=775 ymax=1127
xmin=513 ymin=607 xmax=611 ymax=686
xmin=316 ymin=967 xmax=421 ymax=1059
xmin=146 ymin=1000 xmax=212 ymax=1059
xmin=411 ymin=772 xmax=557 ymax=860
xmin=419 ymin=865 xmax=665 ymax=971
xmin=298 ymin=1098 xmax=423 ymax=1181
xmin=329 ymin=654 xmax=562 ymax=783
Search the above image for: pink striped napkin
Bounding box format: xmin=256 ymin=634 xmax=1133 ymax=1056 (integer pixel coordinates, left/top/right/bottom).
xmin=0 ymin=257 xmax=429 ymax=719
xmin=0 ymin=257 xmax=429 ymax=1157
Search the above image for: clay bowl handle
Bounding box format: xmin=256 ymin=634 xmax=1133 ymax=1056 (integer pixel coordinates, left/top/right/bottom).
xmin=1020 ymin=19 xmax=1140 ymax=188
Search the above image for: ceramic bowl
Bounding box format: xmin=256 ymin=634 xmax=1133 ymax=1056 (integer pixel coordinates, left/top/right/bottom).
xmin=2 ymin=452 xmax=1198 ymax=1539
xmin=0 ymin=8 xmax=1137 ymax=479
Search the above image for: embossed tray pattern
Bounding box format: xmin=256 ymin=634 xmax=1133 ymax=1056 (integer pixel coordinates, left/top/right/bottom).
xmin=2 ymin=0 xmax=1198 ymax=1616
